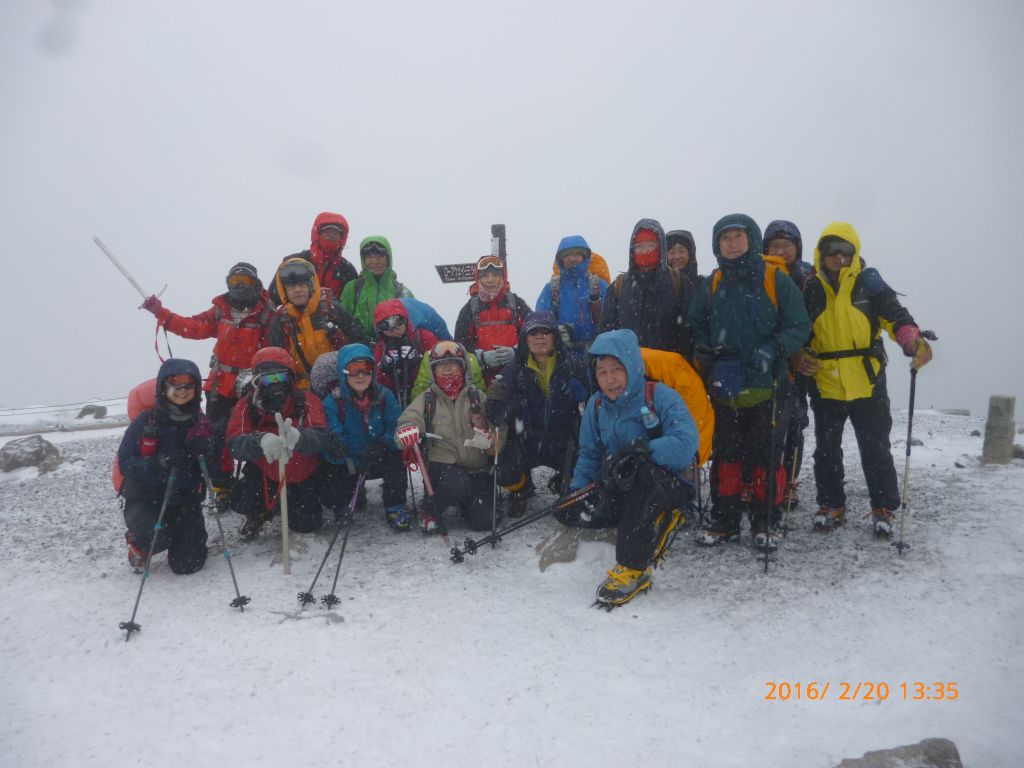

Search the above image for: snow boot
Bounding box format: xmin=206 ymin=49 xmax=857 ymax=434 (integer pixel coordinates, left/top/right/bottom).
xmin=419 ymin=511 xmax=441 ymax=534
xmin=695 ymin=509 xmax=740 ymax=547
xmin=212 ymin=485 xmax=232 ymax=514
xmin=813 ymin=506 xmax=846 ymax=532
xmin=752 ymin=527 xmax=780 ymax=551
xmin=650 ymin=508 xmax=685 ymax=566
xmin=126 ymin=535 xmax=147 ymax=574
xmin=595 ymin=564 xmax=652 ymax=607
xmin=871 ymin=508 xmax=895 ymax=539
xmin=239 ymin=510 xmax=270 ymax=540
xmin=385 ymin=504 xmax=411 ymax=532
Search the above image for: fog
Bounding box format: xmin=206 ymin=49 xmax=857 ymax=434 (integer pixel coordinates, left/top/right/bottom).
xmin=2 ymin=0 xmax=1022 ymax=418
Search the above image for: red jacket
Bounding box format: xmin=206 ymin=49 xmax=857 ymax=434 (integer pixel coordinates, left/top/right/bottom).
xmin=224 ymin=389 xmax=327 ymax=483
xmin=371 ymin=299 xmax=439 ymax=404
xmin=308 ymin=212 xmax=358 ymax=300
xmin=155 ymin=294 xmax=272 ymax=398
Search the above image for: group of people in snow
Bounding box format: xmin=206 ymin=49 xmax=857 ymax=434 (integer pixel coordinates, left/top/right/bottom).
xmin=116 ymin=210 xmax=933 ymax=607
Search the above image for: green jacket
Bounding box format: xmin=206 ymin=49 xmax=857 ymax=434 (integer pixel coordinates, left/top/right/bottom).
xmin=340 ymin=236 xmax=413 ymax=338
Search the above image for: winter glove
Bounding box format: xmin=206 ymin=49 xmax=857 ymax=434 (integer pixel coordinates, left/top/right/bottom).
xmin=791 ymin=347 xmax=820 ymax=377
xmin=275 ymin=413 xmax=301 ymax=455
xmin=463 ymin=427 xmax=494 ymax=451
xmin=486 ymin=376 xmax=506 ymax=402
xmin=260 ymin=433 xmax=287 ymax=463
xmin=230 ymin=432 xmax=265 ymax=461
xmin=141 ymin=295 xmax=163 ymax=315
xmin=909 ymin=338 xmax=932 ymax=369
xmin=184 ymin=418 xmax=213 ymax=457
xmin=896 ymin=325 xmax=933 ymax=369
xmin=397 ymin=425 xmax=421 ymax=449
xmin=157 ymin=448 xmax=188 ymax=470
xmin=479 ymin=346 xmax=514 ymax=368
xmin=362 ymin=441 xmax=387 ymax=467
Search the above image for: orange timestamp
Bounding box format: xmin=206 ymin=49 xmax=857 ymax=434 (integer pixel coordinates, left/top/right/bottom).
xmin=764 ymin=681 xmax=959 ymax=702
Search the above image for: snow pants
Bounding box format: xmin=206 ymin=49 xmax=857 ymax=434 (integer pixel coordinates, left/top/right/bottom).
xmin=426 ymin=462 xmax=499 ymax=531
xmin=124 ymin=497 xmax=208 ymax=575
xmin=204 ymin=392 xmax=238 ymax=487
xmin=231 ymin=463 xmax=325 ymax=533
xmin=709 ymin=397 xmax=786 ymax=531
xmin=319 ymin=450 xmax=408 ymax=514
xmin=809 ymin=373 xmax=900 ymax=510
xmin=556 ymin=465 xmax=691 ymax=571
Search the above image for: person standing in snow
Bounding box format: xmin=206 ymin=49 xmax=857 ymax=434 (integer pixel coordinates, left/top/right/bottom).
xmin=558 ymin=329 xmax=699 ymax=608
xmin=688 ymin=214 xmax=811 ymax=551
xmin=395 ymin=340 xmax=502 ymax=534
xmin=454 ymin=255 xmax=532 ymax=386
xmin=485 ymin=311 xmax=589 ymax=516
xmin=267 ymin=257 xmax=368 ymax=389
xmin=140 ymin=262 xmax=272 ymax=507
xmin=535 ymin=235 xmax=608 ymax=353
xmin=340 ymin=236 xmax=414 ymax=340
xmin=117 ymin=359 xmax=213 ymax=574
xmin=599 ymin=218 xmax=695 ymax=361
xmin=665 ymin=229 xmax=701 ymax=290
xmin=794 ymin=222 xmax=932 ymax=538
xmin=321 ymin=344 xmax=409 ymax=530
xmin=225 ymin=347 xmax=332 ymax=538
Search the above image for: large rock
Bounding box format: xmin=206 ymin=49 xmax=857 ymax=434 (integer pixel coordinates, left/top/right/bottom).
xmin=76 ymin=403 xmax=108 ymax=419
xmin=982 ymin=395 xmax=1016 ymax=464
xmin=836 ymin=737 xmax=962 ymax=767
xmin=0 ymin=434 xmax=61 ymax=473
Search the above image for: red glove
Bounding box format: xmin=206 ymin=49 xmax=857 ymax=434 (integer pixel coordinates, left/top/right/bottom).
xmin=895 ymin=325 xmax=932 ymax=369
xmin=141 ymin=295 xmax=163 ymax=315
xmin=397 ymin=425 xmax=420 ymax=449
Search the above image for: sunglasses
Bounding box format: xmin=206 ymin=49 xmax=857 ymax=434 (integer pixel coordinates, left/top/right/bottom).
xmin=256 ymin=370 xmax=293 ymax=387
xmin=361 ymin=244 xmax=388 ymax=258
xmin=376 ymin=315 xmax=407 ymax=332
xmin=227 ymin=273 xmax=257 ymax=288
xmin=319 ymin=225 xmax=345 ymax=239
xmin=344 ymin=361 xmax=374 ymax=378
xmin=527 ymin=327 xmax=555 ymax=337
xmin=165 ymin=374 xmax=196 ymax=391
xmin=820 ymin=241 xmax=856 ymax=259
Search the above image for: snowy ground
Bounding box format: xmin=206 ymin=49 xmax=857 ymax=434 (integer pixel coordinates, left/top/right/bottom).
xmin=1 ymin=409 xmax=1021 ymax=767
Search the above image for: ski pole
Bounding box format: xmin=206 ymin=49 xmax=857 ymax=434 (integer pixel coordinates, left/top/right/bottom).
xmin=490 ymin=426 xmax=500 ymax=544
xmin=298 ymin=470 xmax=367 ymax=606
xmin=780 ymin=440 xmax=801 ymax=539
xmin=894 ymin=368 xmax=917 ymax=555
xmin=278 ymin=455 xmax=290 ymax=574
xmin=451 ymin=482 xmax=597 ymax=563
xmin=761 ymin=374 xmax=780 ymax=573
xmin=93 ymin=236 xmax=166 ymax=301
xmin=119 ymin=467 xmax=179 ymax=642
xmin=409 ymin=440 xmax=448 ymax=546
xmin=197 ymin=457 xmax=251 ymax=611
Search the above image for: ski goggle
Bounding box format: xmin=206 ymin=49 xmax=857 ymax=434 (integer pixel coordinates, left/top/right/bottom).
xmin=227 ymin=273 xmax=257 ymax=288
xmin=165 ymin=374 xmax=197 ymax=391
xmin=319 ymin=224 xmax=346 ymax=240
xmin=376 ymin=315 xmax=407 ymax=333
xmin=256 ymin=370 xmax=293 ymax=387
xmin=476 ymin=255 xmax=504 ymax=275
xmin=344 ymin=360 xmax=374 ymax=378
xmin=361 ymin=243 xmax=388 ymax=258
xmin=430 ymin=341 xmax=466 ymax=367
xmin=820 ymin=240 xmax=856 ymax=259
xmin=279 ymin=263 xmax=314 ymax=285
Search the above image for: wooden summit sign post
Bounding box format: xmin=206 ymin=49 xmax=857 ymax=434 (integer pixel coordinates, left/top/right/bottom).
xmin=434 ymin=224 xmax=506 ymax=284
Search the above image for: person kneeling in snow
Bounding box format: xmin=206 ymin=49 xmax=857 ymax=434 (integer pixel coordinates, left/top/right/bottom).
xmin=225 ymin=347 xmax=331 ymax=538
xmin=395 ymin=341 xmax=502 ymax=534
xmin=117 ymin=359 xmax=213 ymax=575
xmin=560 ymin=329 xmax=699 ymax=608
xmin=321 ymin=344 xmax=409 ymax=530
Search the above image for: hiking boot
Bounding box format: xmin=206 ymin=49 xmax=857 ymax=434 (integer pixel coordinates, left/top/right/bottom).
xmin=127 ymin=538 xmax=147 ymax=573
xmin=695 ymin=509 xmax=740 ymax=547
xmin=385 ymin=505 xmax=411 ymax=532
xmin=813 ymin=506 xmax=846 ymax=532
xmin=871 ymin=508 xmax=895 ymax=539
xmin=419 ymin=511 xmax=441 ymax=535
xmin=753 ymin=527 xmax=780 ymax=551
xmin=596 ymin=564 xmax=652 ymax=606
xmin=781 ymin=482 xmax=800 ymax=509
xmin=651 ymin=508 xmax=685 ymax=565
xmin=546 ymin=472 xmax=565 ymax=495
xmin=507 ymin=490 xmax=530 ymax=519
xmin=239 ymin=511 xmax=269 ymax=540
xmin=212 ymin=485 xmax=232 ymax=514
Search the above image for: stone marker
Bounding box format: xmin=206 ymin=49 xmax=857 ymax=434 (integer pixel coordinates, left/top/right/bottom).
xmin=836 ymin=737 xmax=962 ymax=767
xmin=982 ymin=396 xmax=1015 ymax=464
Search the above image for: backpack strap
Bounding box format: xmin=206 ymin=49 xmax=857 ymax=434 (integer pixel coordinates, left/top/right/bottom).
xmin=352 ymin=278 xmax=364 ymax=310
xmin=668 ymin=267 xmax=681 ymax=300
xmin=549 ymin=275 xmax=560 ymax=314
xmin=614 ymin=274 xmax=625 ymax=300
xmin=423 ymin=389 xmax=437 ymax=463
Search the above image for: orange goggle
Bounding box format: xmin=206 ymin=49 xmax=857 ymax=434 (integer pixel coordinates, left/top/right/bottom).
xmin=227 ymin=273 xmax=257 ymax=288
xmin=344 ymin=360 xmax=374 ymax=377
xmin=165 ymin=373 xmax=196 ymax=391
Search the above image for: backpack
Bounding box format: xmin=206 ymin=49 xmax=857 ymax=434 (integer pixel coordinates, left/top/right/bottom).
xmin=592 ymin=381 xmax=661 ymax=445
xmin=614 ymin=267 xmax=682 ymax=301
xmin=549 ymin=273 xmax=603 ymax=316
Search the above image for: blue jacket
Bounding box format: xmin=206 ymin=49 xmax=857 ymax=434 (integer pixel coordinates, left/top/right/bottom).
xmin=117 ymin=358 xmax=208 ymax=506
xmin=322 ymin=344 xmax=402 ymax=468
xmin=401 ymin=298 xmax=452 ymax=341
xmin=485 ymin=310 xmax=589 ymax=465
xmin=535 ymin=235 xmax=608 ymax=344
xmin=570 ymin=329 xmax=699 ymax=490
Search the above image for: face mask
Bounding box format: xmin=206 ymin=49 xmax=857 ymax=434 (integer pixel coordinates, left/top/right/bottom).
xmin=435 ymin=370 xmax=465 ymax=400
xmin=258 ymin=382 xmax=291 ymax=412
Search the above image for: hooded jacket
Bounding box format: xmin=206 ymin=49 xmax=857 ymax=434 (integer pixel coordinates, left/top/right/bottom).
xmin=571 ymin=329 xmax=699 ymax=490
xmin=307 ymin=212 xmax=359 ymax=301
xmin=454 ymin=258 xmax=532 ymax=357
xmin=485 ymin=310 xmax=589 ymax=464
xmin=535 ymin=235 xmax=609 ymax=345
xmin=599 ymin=219 xmax=695 ymax=358
xmin=224 ymin=347 xmax=329 ymax=483
xmin=340 ymin=236 xmax=414 ymax=338
xmin=153 ymin=293 xmax=273 ymax=399
xmin=322 ymin=343 xmax=402 ymax=469
xmin=268 ymin=257 xmax=368 ymax=387
xmin=371 ymin=299 xmax=439 ymax=407
xmin=117 ymin=359 xmax=209 ymax=506
xmin=804 ymin=221 xmax=917 ymax=401
xmin=688 ymin=213 xmax=810 ymax=403
xmin=763 ymin=219 xmax=814 ymax=290
xmin=665 ymin=229 xmax=701 ymax=289
xmin=401 ymin=298 xmax=452 ymax=341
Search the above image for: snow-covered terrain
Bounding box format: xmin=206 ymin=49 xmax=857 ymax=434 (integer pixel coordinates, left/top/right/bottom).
xmin=0 ymin=409 xmax=1021 ymax=767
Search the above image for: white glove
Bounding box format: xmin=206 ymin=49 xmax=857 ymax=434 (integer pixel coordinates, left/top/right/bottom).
xmin=463 ymin=427 xmax=494 ymax=451
xmin=260 ymin=433 xmax=286 ymax=463
xmin=276 ymin=412 xmax=301 ymax=454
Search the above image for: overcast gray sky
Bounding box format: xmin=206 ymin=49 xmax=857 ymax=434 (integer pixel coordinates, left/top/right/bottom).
xmin=2 ymin=0 xmax=1022 ymax=417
